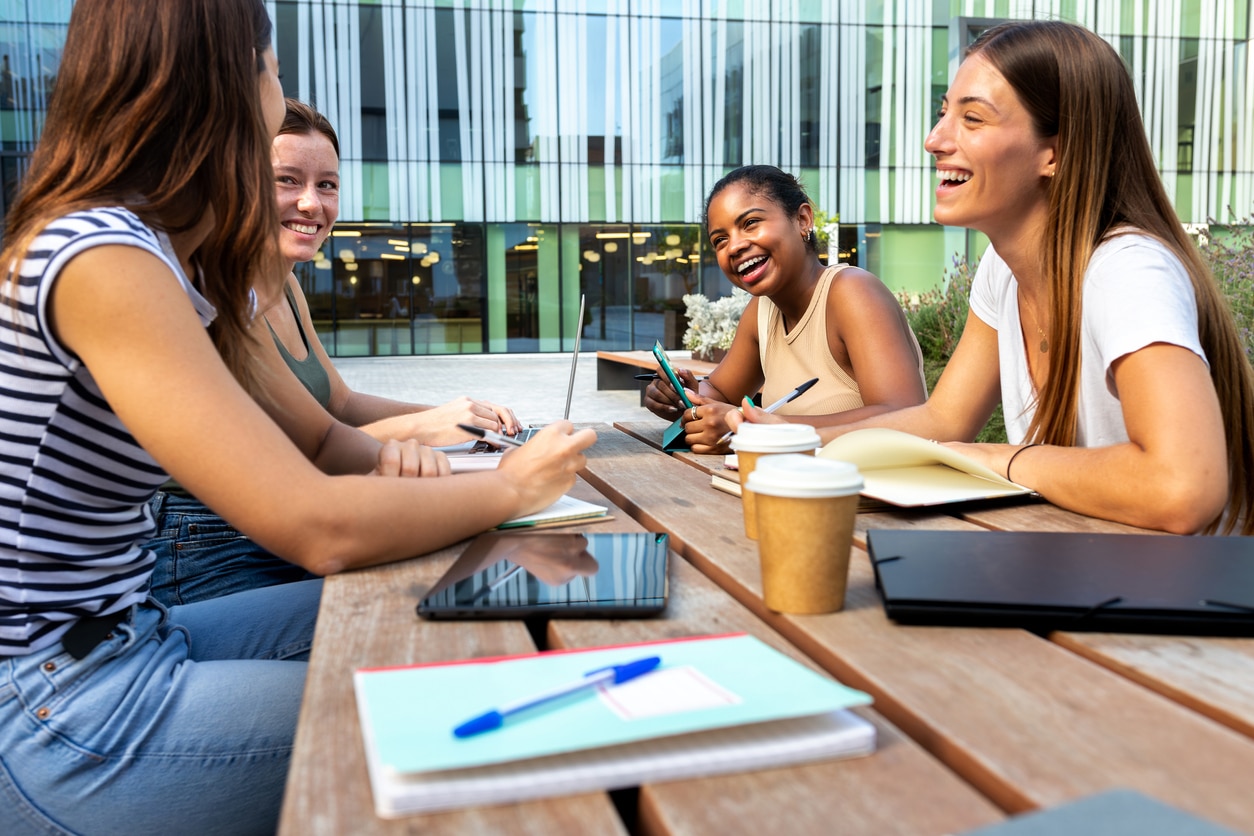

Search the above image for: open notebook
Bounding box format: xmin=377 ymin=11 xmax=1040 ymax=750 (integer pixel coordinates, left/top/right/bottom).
xmin=354 ymin=633 xmax=875 ymax=817
xmin=443 ymin=295 xmax=585 ymax=472
xmin=818 ymin=428 xmax=1035 ymax=507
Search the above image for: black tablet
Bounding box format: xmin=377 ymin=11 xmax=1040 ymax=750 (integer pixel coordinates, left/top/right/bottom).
xmin=416 ymin=531 xmax=669 ymax=619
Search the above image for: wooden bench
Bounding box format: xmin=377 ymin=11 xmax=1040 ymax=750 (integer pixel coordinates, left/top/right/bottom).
xmin=596 ymin=350 xmax=719 ymax=403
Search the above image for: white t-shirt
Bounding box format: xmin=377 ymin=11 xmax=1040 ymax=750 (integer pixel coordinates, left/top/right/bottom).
xmin=968 ymin=234 xmax=1207 ymax=446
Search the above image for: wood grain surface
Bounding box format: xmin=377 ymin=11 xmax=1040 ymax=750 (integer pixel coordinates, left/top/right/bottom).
xmin=278 ymin=480 xmax=634 ymax=835
xmin=580 ymin=429 xmax=1254 ymax=833
xmin=548 ymin=558 xmax=1005 ymax=836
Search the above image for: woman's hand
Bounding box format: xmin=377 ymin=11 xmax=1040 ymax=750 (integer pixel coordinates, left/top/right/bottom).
xmin=372 ymin=439 xmax=451 ymax=478
xmin=682 ymin=399 xmax=739 ymax=453
xmin=942 ymin=441 xmax=1020 ymax=481
xmin=723 ymin=397 xmax=789 ymax=436
xmin=644 ymin=367 xmax=701 ymax=419
xmin=362 ymin=396 xmax=521 ymax=446
xmin=495 ymin=422 xmax=598 ymax=516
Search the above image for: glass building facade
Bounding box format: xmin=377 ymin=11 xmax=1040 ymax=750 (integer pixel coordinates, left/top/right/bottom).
xmin=1 ymin=0 xmax=1251 ymax=355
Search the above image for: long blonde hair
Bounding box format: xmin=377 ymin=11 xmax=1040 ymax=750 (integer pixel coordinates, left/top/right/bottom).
xmin=1 ymin=0 xmax=282 ymax=392
xmin=970 ymin=20 xmax=1254 ymax=534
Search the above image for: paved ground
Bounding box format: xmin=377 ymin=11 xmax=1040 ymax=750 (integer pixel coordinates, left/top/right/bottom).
xmin=331 ymin=353 xmax=657 ymax=426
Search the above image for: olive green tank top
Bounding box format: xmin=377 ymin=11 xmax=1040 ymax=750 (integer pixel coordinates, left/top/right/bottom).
xmin=267 ymin=282 xmax=333 ymax=410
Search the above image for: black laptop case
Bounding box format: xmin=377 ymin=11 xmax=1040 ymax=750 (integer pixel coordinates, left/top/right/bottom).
xmin=866 ymin=530 xmax=1254 ymax=635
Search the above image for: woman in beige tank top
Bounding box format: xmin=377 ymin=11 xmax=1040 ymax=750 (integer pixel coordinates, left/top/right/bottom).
xmin=644 ymin=165 xmax=927 ymax=453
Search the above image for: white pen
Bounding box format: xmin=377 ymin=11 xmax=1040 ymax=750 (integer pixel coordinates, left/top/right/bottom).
xmin=457 ymin=423 xmax=525 ymax=448
xmin=716 ymin=377 xmax=820 ymax=445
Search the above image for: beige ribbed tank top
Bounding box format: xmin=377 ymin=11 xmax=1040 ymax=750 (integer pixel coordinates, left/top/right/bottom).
xmin=756 ymin=264 xmax=921 ymax=416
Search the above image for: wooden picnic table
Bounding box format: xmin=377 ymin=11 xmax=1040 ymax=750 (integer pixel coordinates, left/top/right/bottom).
xmin=278 ymin=424 xmax=1254 ymax=835
xmin=599 ymin=421 xmax=1254 ymax=831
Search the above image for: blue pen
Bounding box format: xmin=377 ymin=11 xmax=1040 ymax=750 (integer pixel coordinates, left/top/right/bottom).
xmin=453 ymin=655 xmax=662 ymax=738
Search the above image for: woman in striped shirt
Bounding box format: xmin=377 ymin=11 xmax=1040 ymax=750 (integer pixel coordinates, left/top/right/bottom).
xmin=0 ymin=1 xmax=593 ymax=832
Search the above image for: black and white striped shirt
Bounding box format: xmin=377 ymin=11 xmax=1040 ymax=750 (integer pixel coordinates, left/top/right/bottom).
xmin=0 ymin=207 xmax=216 ymax=655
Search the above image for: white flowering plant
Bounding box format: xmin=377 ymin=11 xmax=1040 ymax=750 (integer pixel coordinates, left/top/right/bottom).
xmin=682 ymin=288 xmax=751 ymax=355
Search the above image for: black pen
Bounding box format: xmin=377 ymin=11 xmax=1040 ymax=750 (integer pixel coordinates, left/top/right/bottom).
xmin=457 ymin=423 xmax=525 ymax=448
xmin=635 ymin=373 xmax=710 ymax=380
xmin=716 ymin=377 xmax=820 ymax=445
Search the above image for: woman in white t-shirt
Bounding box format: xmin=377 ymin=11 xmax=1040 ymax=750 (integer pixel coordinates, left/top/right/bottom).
xmin=731 ymin=20 xmax=1253 ymax=536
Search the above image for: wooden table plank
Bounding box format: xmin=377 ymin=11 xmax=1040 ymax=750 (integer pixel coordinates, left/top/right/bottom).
xmin=1052 ymin=633 xmax=1254 ymax=739
xmin=934 ymin=494 xmax=1254 ymax=744
xmin=278 ymin=480 xmax=632 ymax=836
xmin=547 ymin=558 xmax=1005 ymax=836
xmin=580 ymin=429 xmax=1254 ymax=833
xmin=614 ymin=418 xmax=671 ymax=450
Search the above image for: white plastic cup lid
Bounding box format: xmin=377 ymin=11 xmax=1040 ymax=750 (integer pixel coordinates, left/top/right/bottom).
xmin=746 ymin=454 xmax=863 ymax=498
xmin=730 ymin=422 xmax=821 ymax=453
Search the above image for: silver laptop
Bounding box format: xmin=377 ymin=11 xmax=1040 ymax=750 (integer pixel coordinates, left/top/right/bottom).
xmin=442 ymin=295 xmax=584 ymax=465
xmin=509 ymin=293 xmax=584 ymax=441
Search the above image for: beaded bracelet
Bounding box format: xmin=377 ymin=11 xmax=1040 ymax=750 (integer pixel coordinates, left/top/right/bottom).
xmin=1006 ymin=442 xmax=1041 ymax=483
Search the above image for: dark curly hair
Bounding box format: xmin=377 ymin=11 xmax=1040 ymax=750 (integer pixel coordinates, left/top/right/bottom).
xmin=703 ymin=165 xmax=818 ymax=254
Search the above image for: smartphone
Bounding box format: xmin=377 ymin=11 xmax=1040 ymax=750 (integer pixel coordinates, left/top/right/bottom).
xmin=652 ymin=341 xmax=695 ymax=410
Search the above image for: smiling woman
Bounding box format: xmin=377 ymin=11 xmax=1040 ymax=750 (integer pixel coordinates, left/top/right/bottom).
xmin=643 ymin=165 xmax=928 ymax=452
xmin=730 ymin=21 xmax=1254 ymax=537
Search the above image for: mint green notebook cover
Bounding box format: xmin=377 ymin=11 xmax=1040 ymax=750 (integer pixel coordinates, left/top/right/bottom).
xmin=355 ymin=633 xmax=871 ymax=776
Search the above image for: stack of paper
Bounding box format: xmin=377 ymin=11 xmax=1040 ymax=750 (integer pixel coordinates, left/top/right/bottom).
xmin=354 ymin=633 xmax=876 ymax=817
xmin=709 ymin=454 xmax=742 ymax=497
xmin=496 ymin=494 xmax=608 ymax=530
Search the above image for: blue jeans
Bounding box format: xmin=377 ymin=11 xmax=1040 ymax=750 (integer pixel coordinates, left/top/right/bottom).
xmin=147 ymin=492 xmax=317 ymax=607
xmin=0 ymin=579 xmax=322 ymax=835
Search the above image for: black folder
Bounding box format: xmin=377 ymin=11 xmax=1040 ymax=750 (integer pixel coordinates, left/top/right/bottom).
xmin=866 ymin=530 xmax=1254 ymax=635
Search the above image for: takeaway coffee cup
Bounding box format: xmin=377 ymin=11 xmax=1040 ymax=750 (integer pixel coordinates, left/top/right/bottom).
xmin=746 ymin=454 xmax=863 ymax=614
xmin=730 ymin=423 xmax=822 ymax=539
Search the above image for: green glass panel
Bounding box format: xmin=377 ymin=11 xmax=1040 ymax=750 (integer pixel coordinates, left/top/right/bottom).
xmin=1180 ymin=0 xmax=1202 ymax=38
xmin=658 ymin=168 xmax=686 ymax=221
xmin=515 ymin=165 xmax=541 ymax=219
xmin=794 ymin=0 xmax=825 ymax=23
xmin=440 ymin=163 xmax=464 ymax=220
xmin=485 ymin=225 xmax=509 ymax=351
xmin=586 ymin=164 xmax=607 ymax=223
xmin=559 ymin=226 xmax=583 ymax=350
xmin=536 ymin=226 xmax=562 ymax=351
xmin=360 ymin=162 xmax=390 ymax=221
xmin=874 ymin=225 xmax=950 ymax=295
xmin=1175 ymin=173 xmax=1193 ymax=222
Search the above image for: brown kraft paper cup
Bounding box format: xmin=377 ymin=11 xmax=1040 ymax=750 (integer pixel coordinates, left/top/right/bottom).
xmin=747 ymin=455 xmax=863 ymax=614
xmin=730 ymin=424 xmax=821 ymax=540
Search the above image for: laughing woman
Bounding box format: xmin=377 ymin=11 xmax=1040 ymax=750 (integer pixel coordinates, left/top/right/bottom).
xmin=644 ymin=165 xmax=927 ymax=452
xmin=730 ymin=21 xmax=1254 ymax=536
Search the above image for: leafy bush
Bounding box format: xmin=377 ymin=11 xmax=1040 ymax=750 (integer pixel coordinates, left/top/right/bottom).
xmin=899 ymin=253 xmax=975 ymax=362
xmin=1199 ymin=220 xmax=1254 ymax=364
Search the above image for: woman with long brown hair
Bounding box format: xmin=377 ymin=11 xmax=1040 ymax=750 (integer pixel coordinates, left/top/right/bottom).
xmin=0 ymin=1 xmax=592 ymax=831
xmin=732 ymin=20 xmax=1253 ymax=536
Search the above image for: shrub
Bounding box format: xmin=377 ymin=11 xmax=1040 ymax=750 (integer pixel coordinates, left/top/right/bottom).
xmin=900 ymin=253 xmax=1006 ymax=443
xmin=1199 ymin=219 xmax=1254 ymax=365
xmin=898 ymin=253 xmax=975 ymax=362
